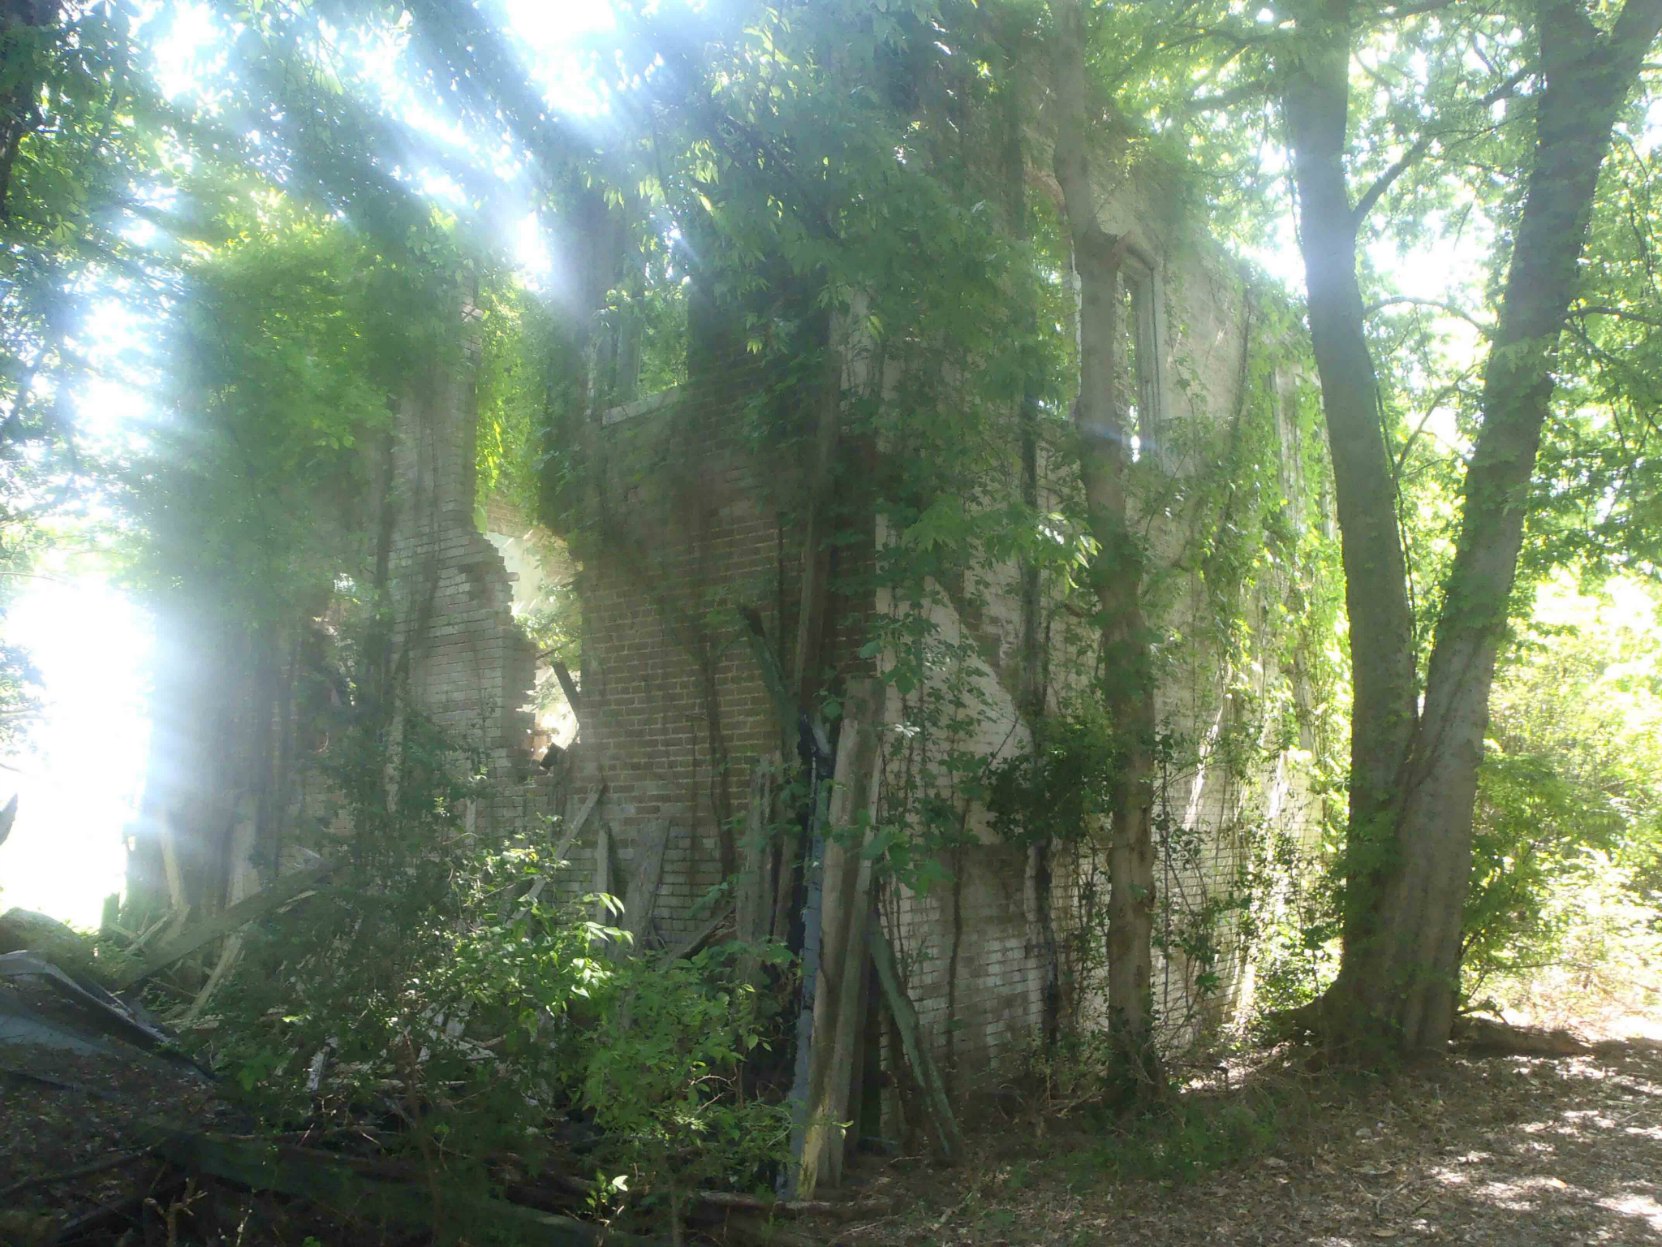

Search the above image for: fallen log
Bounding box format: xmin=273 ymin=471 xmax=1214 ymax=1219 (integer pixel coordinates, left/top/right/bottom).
xmin=694 ymin=1190 xmax=886 ymax=1218
xmin=531 ymin=1173 xmax=882 ymax=1221
xmin=154 ymin=1130 xmax=666 ymax=1246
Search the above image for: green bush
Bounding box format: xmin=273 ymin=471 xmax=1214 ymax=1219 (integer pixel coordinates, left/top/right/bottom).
xmin=195 ymin=708 xmax=793 ymax=1230
xmin=1463 ymin=576 xmax=1662 ymax=1020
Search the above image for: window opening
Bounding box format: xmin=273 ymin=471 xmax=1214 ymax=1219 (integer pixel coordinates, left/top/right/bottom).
xmin=1116 ymin=261 xmax=1160 ymax=461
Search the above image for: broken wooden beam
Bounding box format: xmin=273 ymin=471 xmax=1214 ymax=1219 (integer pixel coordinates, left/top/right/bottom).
xmin=551 ymin=658 xmax=583 ymax=718
xmin=560 ymin=784 xmax=605 ymax=856
xmin=660 ymin=903 xmax=733 ymax=962
xmin=622 ymin=820 xmax=672 ymax=945
xmin=735 ymin=760 xmax=779 ymax=952
xmin=793 ymin=679 xmax=884 ymax=1198
xmin=517 ymin=784 xmax=607 ymax=916
xmin=866 ymin=917 xmax=963 ymax=1165
xmin=114 ymin=860 xmax=333 ymax=990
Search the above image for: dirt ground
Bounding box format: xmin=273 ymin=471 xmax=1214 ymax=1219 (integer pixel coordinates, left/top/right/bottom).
xmin=813 ymin=1023 xmax=1662 ymax=1247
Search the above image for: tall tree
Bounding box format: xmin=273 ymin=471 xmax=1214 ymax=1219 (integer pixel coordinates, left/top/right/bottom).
xmin=1 ymin=1 xmax=149 ymax=747
xmin=1277 ymin=0 xmax=1662 ymax=1052
xmin=1049 ymin=0 xmax=1162 ymax=1084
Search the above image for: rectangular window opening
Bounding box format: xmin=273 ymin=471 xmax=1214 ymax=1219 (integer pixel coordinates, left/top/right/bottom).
xmin=1116 ymin=263 xmax=1160 ymax=462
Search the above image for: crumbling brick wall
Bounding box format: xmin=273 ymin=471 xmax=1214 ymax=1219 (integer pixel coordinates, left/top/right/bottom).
xmin=397 ymin=184 xmax=1332 ymax=1099
xmin=566 ymin=363 xmax=801 ymax=947
xmin=385 ymin=343 xmax=539 ymax=836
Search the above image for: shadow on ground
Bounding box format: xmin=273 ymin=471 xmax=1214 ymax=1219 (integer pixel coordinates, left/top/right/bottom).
xmin=815 ymin=1036 xmax=1662 ymax=1246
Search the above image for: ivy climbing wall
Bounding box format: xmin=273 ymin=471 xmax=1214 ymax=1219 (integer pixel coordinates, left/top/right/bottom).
xmin=564 ymin=227 xmax=1332 ymax=1094
xmin=374 ymin=180 xmax=1339 ymax=1099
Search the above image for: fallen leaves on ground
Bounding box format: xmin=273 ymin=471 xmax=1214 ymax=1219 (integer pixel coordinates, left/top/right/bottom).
xmin=814 ymin=1031 xmax=1662 ymax=1247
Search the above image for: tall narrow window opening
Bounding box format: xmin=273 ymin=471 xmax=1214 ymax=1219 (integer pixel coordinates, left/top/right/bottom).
xmin=1116 ymin=261 xmax=1161 ymax=461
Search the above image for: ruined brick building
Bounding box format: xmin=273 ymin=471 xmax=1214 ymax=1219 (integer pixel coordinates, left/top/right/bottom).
xmin=131 ymin=149 xmax=1332 ymax=1105
xmin=380 ymin=178 xmax=1328 ymax=1096
xmin=542 ymin=171 xmax=1332 ymax=1087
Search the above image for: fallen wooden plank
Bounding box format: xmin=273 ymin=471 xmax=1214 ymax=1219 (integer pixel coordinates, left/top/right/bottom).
xmin=734 ymin=761 xmax=778 ymax=948
xmin=551 ymin=659 xmax=583 ymax=718
xmin=560 ymin=784 xmax=605 ymax=857
xmin=518 ymin=783 xmax=606 ymax=914
xmin=866 ymin=918 xmax=963 ymax=1165
xmin=660 ymin=904 xmax=733 ymax=962
xmin=595 ymin=823 xmax=620 ymax=933
xmin=114 ymin=861 xmax=333 ymax=990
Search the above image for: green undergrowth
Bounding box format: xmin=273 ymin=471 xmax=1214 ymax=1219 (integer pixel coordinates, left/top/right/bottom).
xmin=1065 ymin=1090 xmax=1286 ymax=1185
xmin=179 ymin=705 xmax=796 ymax=1237
xmin=994 ymin=1041 xmax=1390 ymax=1189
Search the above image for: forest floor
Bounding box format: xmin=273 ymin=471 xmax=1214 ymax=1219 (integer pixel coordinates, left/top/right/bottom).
xmin=5 ymin=1001 xmax=1659 ymax=1245
xmin=812 ymin=1016 xmax=1662 ymax=1247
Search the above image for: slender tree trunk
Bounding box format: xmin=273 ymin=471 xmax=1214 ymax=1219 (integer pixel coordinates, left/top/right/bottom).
xmin=1050 ymin=0 xmax=1162 ymax=1083
xmin=1279 ymin=2 xmax=1419 ymax=996
xmin=1282 ymin=0 xmax=1662 ymax=1053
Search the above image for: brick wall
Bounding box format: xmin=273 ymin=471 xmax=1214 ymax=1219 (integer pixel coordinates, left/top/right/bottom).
xmin=384 ymin=338 xmax=540 ymax=837
xmin=869 ymin=195 xmax=1330 ymax=1081
xmin=568 ymin=362 xmax=802 ymax=946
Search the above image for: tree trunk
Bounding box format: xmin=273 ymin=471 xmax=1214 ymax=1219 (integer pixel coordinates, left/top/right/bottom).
xmin=1283 ymin=0 xmax=1662 ymax=1054
xmin=1279 ymin=0 xmax=1419 ymax=987
xmin=1050 ymin=0 xmax=1162 ymax=1083
xmin=0 ymin=0 xmax=63 ymax=221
